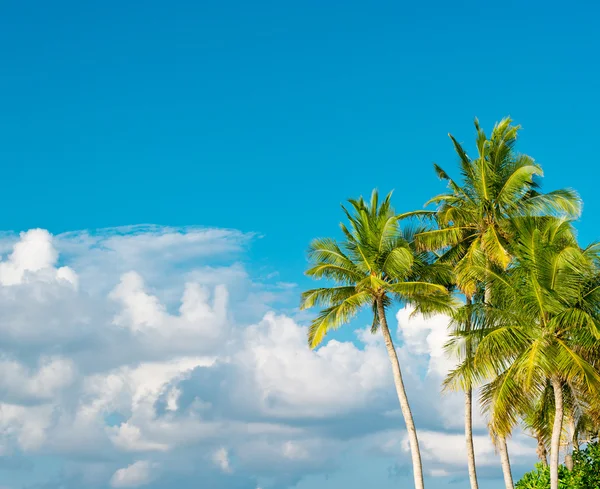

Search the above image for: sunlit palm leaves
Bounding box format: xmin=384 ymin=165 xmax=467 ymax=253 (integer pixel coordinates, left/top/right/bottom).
xmin=411 ymin=117 xmax=581 ymax=296
xmin=301 ymin=190 xmax=455 ymax=348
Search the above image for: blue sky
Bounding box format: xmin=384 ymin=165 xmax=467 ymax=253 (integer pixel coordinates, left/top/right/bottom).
xmin=0 ymin=1 xmax=599 ymax=488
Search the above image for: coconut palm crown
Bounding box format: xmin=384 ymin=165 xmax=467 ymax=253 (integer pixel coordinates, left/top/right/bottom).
xmin=413 ymin=117 xmax=581 ymax=296
xmin=448 ymin=217 xmax=600 ymax=489
xmin=301 ymin=189 xmax=455 ymax=348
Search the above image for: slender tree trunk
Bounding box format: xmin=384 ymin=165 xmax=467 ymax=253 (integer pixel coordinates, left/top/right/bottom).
xmin=465 ymin=389 xmax=479 ymax=489
xmin=497 ymin=436 xmax=514 ymax=489
xmin=484 ymin=280 xmax=514 ymax=488
xmin=550 ymin=376 xmax=564 ymax=489
xmin=377 ymin=298 xmax=425 ymax=489
xmin=464 ymin=296 xmax=479 ymax=489
xmin=564 ymin=453 xmax=573 ymax=471
xmin=536 ymin=434 xmax=548 ymax=467
xmin=564 ymin=417 xmax=575 ymax=471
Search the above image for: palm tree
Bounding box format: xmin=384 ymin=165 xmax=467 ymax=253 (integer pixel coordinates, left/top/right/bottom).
xmin=408 ymin=117 xmax=581 ymax=489
xmin=411 ymin=117 xmax=580 ymax=294
xmin=441 ymin=296 xmax=482 ymax=489
xmin=445 ymin=294 xmax=515 ymax=489
xmin=522 ymin=381 xmax=554 ymax=467
xmin=563 ymin=347 xmax=600 ymax=469
xmin=458 ymin=217 xmax=600 ymax=489
xmin=300 ymin=190 xmax=456 ymax=489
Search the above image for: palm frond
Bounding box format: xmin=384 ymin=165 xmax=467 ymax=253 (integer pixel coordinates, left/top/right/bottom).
xmin=307 ymin=291 xmax=372 ymax=348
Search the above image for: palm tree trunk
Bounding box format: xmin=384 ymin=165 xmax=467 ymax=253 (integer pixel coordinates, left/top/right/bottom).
xmin=465 ymin=388 xmax=479 ymax=489
xmin=536 ymin=434 xmax=548 ymax=467
xmin=550 ymin=376 xmax=564 ymax=489
xmin=564 ymin=416 xmax=575 ymax=471
xmin=464 ymin=297 xmax=479 ymax=489
xmin=564 ymin=453 xmax=573 ymax=471
xmin=484 ymin=281 xmax=514 ymax=489
xmin=377 ymin=298 xmax=425 ymax=489
xmin=498 ymin=435 xmax=514 ymax=489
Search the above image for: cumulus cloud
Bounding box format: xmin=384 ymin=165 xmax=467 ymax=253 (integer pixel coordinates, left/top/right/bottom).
xmin=213 ymin=447 xmax=232 ymax=473
xmin=396 ymin=306 xmax=490 ymax=432
xmin=110 ymin=271 xmax=228 ymax=344
xmin=413 ymin=431 xmax=535 ymax=469
xmin=0 ymin=356 xmax=75 ymax=402
xmin=0 ymin=402 xmax=54 ymax=451
xmin=235 ymin=312 xmax=391 ymax=418
xmin=0 ymin=229 xmax=77 ymax=287
xmin=54 ymin=225 xmax=252 ymax=296
xmin=0 ymin=226 xmax=536 ymax=489
xmin=110 ymin=460 xmax=157 ymax=487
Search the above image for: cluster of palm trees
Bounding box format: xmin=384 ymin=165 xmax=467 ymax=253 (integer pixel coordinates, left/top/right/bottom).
xmin=300 ymin=118 xmax=600 ymax=489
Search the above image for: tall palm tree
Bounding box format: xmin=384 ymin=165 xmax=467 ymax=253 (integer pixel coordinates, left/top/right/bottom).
xmin=522 ymin=379 xmax=597 ymax=469
xmin=522 ymin=381 xmax=554 ymax=467
xmin=411 ymin=117 xmax=580 ymax=294
xmin=408 ymin=117 xmax=581 ymax=489
xmin=445 ymin=292 xmax=515 ymax=488
xmin=563 ymin=344 xmax=600 ymax=469
xmin=441 ymin=295 xmax=482 ymax=488
xmin=300 ymin=190 xmax=456 ymax=489
xmin=457 ymin=217 xmax=600 ymax=489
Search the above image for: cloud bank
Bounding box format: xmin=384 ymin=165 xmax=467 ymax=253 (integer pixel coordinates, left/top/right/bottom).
xmin=0 ymin=226 xmax=536 ymax=489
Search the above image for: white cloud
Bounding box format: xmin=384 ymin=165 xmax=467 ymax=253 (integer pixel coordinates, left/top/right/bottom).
xmin=237 ymin=312 xmax=391 ymax=418
xmin=396 ymin=306 xmax=489 ymax=431
xmin=396 ymin=306 xmax=454 ymax=377
xmin=109 ymin=272 xmax=228 ymax=342
xmin=0 ymin=229 xmax=78 ymax=287
xmin=365 ymin=428 xmax=536 ymax=480
xmin=409 ymin=430 xmax=534 ymax=468
xmin=165 ymin=387 xmax=181 ymax=412
xmin=0 ymin=227 xmax=540 ymax=489
xmin=0 ymin=356 xmax=75 ymax=401
xmin=109 ymin=423 xmax=170 ymax=453
xmin=110 ymin=460 xmax=157 ymax=487
xmin=0 ymin=402 xmax=54 ymax=451
xmin=54 ymin=225 xmax=252 ymax=296
xmin=213 ymin=447 xmax=232 ymax=472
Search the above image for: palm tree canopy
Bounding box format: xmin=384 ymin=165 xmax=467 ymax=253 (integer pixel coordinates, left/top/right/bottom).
xmin=447 ymin=217 xmax=600 ymax=436
xmin=300 ymin=190 xmax=457 ymax=348
xmin=410 ymin=117 xmax=581 ymax=296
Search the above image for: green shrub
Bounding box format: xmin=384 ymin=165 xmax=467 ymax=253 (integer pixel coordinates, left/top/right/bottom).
xmin=515 ymin=463 xmax=573 ymax=489
xmin=571 ymin=442 xmax=600 ymax=489
xmin=515 ymin=442 xmax=600 ymax=489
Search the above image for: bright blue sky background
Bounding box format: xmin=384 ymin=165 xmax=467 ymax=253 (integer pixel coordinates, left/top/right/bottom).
xmin=2 ymin=1 xmax=600 ymax=280
xmin=1 ymin=2 xmax=600 ymax=488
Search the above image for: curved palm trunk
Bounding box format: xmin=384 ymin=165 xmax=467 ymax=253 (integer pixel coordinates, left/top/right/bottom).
xmin=536 ymin=434 xmax=548 ymax=467
xmin=498 ymin=436 xmax=514 ymax=489
xmin=377 ymin=299 xmax=425 ymax=489
xmin=564 ymin=417 xmax=575 ymax=471
xmin=465 ymin=389 xmax=479 ymax=489
xmin=464 ymin=297 xmax=479 ymax=489
xmin=484 ymin=282 xmax=514 ymax=489
xmin=550 ymin=377 xmax=564 ymax=489
xmin=564 ymin=453 xmax=573 ymax=471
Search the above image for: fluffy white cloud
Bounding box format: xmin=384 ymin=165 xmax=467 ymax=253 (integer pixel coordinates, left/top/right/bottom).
xmin=0 ymin=402 xmax=54 ymax=451
xmin=213 ymin=447 xmax=232 ymax=473
xmin=396 ymin=306 xmax=490 ymax=431
xmin=0 ymin=229 xmax=77 ymax=287
xmin=110 ymin=460 xmax=157 ymax=487
xmin=236 ymin=312 xmax=391 ymax=418
xmin=110 ymin=271 xmax=228 ymax=343
xmin=0 ymin=356 xmax=75 ymax=402
xmin=54 ymin=225 xmax=252 ymax=296
xmin=0 ymin=227 xmax=538 ymax=489
xmin=406 ymin=430 xmax=535 ymax=470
